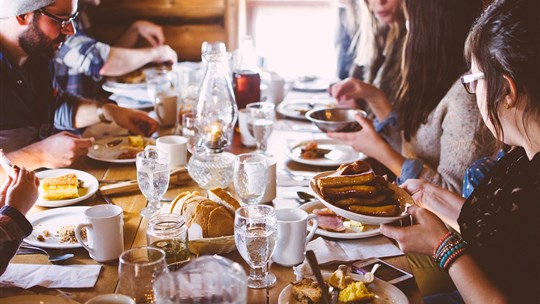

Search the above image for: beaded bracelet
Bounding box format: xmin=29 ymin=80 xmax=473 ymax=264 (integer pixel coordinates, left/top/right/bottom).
xmin=433 ymin=231 xmax=468 ymax=272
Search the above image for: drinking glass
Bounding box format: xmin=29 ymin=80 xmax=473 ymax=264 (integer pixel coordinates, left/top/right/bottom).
xmin=234 ymin=205 xmax=277 ymax=289
xmin=246 ymin=102 xmax=275 ymax=154
xmin=136 ymin=149 xmax=170 ymax=218
xmin=117 ymin=247 xmax=169 ymax=304
xmin=233 ymin=153 xmax=268 ymax=205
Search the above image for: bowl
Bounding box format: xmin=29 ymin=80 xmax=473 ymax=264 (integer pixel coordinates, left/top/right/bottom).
xmin=305 ymin=108 xmax=366 ymax=132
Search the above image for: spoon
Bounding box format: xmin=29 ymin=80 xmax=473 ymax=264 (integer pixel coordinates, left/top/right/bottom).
xmin=363 ymin=263 xmax=381 ymax=284
xmin=280 ymin=169 xmax=306 ymax=182
xmin=19 ymin=244 xmax=74 ymax=263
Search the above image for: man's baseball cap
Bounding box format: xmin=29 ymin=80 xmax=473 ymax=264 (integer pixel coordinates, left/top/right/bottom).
xmin=1 ymin=0 xmax=56 ymax=19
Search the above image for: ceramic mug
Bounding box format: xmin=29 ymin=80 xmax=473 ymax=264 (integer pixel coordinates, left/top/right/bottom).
xmin=76 ymin=205 xmax=124 ymax=262
xmin=84 ymin=294 xmax=135 ymax=304
xmin=272 ymin=208 xmax=318 ymax=266
xmin=238 ymin=108 xmax=256 ymax=147
xmin=260 ymin=156 xmax=276 ymax=203
xmin=148 ymin=135 xmax=188 ymax=168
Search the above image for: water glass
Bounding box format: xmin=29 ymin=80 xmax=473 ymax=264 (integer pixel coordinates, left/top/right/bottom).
xmin=234 ymin=205 xmax=277 ymax=289
xmin=246 ymin=102 xmax=275 ymax=154
xmin=154 ymin=255 xmax=247 ymax=303
xmin=117 ymin=247 xmax=169 ymax=304
xmin=136 ymin=148 xmax=170 ymax=218
xmin=233 ymin=153 xmax=268 ymax=205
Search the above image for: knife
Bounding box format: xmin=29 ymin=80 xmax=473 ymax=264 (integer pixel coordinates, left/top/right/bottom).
xmin=305 ymin=250 xmax=331 ymax=304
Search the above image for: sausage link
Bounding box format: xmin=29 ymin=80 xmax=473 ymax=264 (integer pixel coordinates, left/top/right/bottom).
xmin=321 ymin=184 xmax=378 ymax=200
xmin=348 ymin=204 xmax=401 ymax=217
xmin=317 ymin=172 xmax=375 ymax=188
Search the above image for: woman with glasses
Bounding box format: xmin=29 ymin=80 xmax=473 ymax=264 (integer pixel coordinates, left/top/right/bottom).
xmin=381 ymin=0 xmax=539 ymax=302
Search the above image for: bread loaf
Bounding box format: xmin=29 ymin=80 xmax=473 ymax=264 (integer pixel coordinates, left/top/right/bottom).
xmin=164 ymin=188 xmax=240 ymax=238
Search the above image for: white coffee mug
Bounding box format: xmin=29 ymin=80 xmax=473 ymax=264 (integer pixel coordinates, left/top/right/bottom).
xmin=238 ymin=108 xmax=256 ymax=147
xmin=273 ymin=208 xmax=319 ymax=266
xmin=260 ymin=157 xmax=276 ymax=203
xmin=151 ymin=135 xmax=188 ymax=168
xmin=76 ymin=205 xmax=124 ymax=262
xmin=84 ymin=294 xmax=135 ymax=304
xmin=154 ymin=91 xmax=178 ymax=127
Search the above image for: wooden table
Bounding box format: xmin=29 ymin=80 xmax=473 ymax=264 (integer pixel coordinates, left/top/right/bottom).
xmin=0 ymin=121 xmax=423 ymax=303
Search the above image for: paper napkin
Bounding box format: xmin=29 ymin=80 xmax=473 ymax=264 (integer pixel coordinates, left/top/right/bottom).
xmin=306 ymin=235 xmax=403 ymax=265
xmin=0 ymin=264 xmax=102 ymax=289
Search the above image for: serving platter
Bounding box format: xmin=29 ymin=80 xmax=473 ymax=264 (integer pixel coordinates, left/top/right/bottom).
xmin=299 ymin=201 xmax=380 ymax=239
xmin=309 ymin=171 xmax=412 ymax=225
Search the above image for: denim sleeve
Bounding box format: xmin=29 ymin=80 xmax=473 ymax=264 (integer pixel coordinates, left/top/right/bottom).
xmin=54 ymin=33 xmax=110 ymax=81
xmin=52 ymin=85 xmax=86 ymax=133
xmin=396 ymin=158 xmax=425 ymax=185
xmin=373 ymin=111 xmax=402 ymax=153
xmin=462 ymin=150 xmax=504 ymax=198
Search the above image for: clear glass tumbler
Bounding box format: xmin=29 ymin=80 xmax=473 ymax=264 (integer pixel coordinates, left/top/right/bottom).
xmin=234 ymin=204 xmax=277 ymax=289
xmin=117 ymin=247 xmax=169 ymax=304
xmin=147 ymin=213 xmax=190 ymax=271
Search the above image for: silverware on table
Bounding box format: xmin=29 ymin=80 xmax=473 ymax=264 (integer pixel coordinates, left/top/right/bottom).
xmin=98 ymin=179 xmax=131 ymax=184
xmin=18 ymin=244 xmax=74 ymax=262
xmin=305 ymin=250 xmax=331 ymax=304
xmin=297 ymin=191 xmax=317 ymax=204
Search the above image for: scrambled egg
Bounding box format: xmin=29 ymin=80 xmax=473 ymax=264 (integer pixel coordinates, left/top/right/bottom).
xmin=338 ymin=281 xmax=375 ymax=303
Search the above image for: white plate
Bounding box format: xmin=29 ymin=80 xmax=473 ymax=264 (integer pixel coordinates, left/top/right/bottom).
xmin=292 ymin=77 xmax=331 ymax=92
xmin=310 ymin=171 xmax=412 ymax=225
xmin=36 ymin=169 xmax=98 ymax=207
xmin=25 ymin=206 xmax=90 ymax=249
xmin=103 ymin=80 xmax=147 ymax=91
xmin=277 ymin=99 xmax=335 ymax=120
xmin=87 ymin=136 xmax=154 ymax=163
xmin=285 ymin=139 xmax=365 ymax=167
xmin=0 ymin=295 xmax=80 ymax=304
xmin=299 ymin=201 xmax=380 ymax=239
xmin=278 ymin=273 xmax=408 ymax=304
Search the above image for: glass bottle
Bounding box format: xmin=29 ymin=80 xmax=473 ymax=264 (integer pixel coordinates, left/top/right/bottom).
xmin=233 ymin=36 xmax=261 ymax=110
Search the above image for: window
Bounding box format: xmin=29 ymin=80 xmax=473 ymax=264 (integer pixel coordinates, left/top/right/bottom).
xmin=246 ymin=0 xmax=338 ymax=79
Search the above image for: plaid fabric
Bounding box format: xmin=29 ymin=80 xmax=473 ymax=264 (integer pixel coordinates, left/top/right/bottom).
xmin=0 ymin=206 xmax=32 ymax=275
xmin=54 ymin=20 xmax=110 ymax=101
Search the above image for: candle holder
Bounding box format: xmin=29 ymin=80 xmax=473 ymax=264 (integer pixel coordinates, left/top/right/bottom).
xmin=187 ymin=41 xmax=238 ymax=190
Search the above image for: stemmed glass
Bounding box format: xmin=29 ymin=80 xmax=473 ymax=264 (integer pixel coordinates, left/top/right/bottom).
xmin=234 ymin=205 xmax=277 ymax=289
xmin=246 ymin=102 xmax=275 ymax=154
xmin=233 ymin=153 xmax=268 ymax=205
xmin=136 ymin=148 xmax=170 ymax=218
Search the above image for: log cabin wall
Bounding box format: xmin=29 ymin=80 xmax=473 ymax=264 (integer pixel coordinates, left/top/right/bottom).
xmin=85 ymin=0 xmax=240 ymax=62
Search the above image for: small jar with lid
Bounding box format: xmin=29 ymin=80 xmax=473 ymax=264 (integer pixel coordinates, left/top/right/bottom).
xmin=147 ymin=213 xmax=190 ymax=269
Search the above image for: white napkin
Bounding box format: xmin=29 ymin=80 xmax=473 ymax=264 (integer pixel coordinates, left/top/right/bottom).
xmin=0 ymin=264 xmax=102 ymax=289
xmin=306 ymin=236 xmax=403 ymax=265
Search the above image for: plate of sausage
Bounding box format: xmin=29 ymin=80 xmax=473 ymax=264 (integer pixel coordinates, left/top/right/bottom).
xmin=309 ymin=161 xmax=413 ymax=225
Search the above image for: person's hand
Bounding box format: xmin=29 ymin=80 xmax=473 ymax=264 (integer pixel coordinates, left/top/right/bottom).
xmin=37 ymin=132 xmax=94 ymax=168
xmin=131 ymin=20 xmax=164 ymax=47
xmin=399 ymin=179 xmax=435 ymax=209
xmin=380 ymin=205 xmax=449 ymax=255
xmin=329 ymin=77 xmax=381 ymax=103
xmin=4 ymin=167 xmax=39 ymax=215
xmin=152 ymin=45 xmax=178 ymax=65
xmin=104 ymin=104 xmax=158 ymax=137
xmin=0 ymin=175 xmax=12 ymax=207
xmin=327 ymin=114 xmax=388 ymax=158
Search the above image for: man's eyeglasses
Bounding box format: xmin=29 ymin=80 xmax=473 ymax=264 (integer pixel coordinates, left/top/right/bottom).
xmin=36 ymin=8 xmax=79 ymax=30
xmin=461 ymin=72 xmax=485 ymax=95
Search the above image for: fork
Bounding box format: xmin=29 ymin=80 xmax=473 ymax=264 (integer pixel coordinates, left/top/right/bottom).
xmin=19 ymin=244 xmax=74 ymax=262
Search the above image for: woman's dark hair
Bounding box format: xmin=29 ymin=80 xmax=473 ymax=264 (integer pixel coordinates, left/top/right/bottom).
xmin=397 ymin=0 xmax=483 ymax=141
xmin=464 ymin=0 xmax=540 ymax=141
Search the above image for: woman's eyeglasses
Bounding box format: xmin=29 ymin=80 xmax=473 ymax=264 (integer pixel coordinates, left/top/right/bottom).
xmin=461 ymin=72 xmax=485 ymax=95
xmin=36 ymin=9 xmax=79 ymax=30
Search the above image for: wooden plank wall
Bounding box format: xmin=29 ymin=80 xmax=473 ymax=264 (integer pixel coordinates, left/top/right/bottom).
xmin=86 ymin=0 xmax=240 ymax=61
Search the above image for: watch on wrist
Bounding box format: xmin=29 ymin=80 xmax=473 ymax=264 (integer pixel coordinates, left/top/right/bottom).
xmin=96 ymin=102 xmax=112 ymax=124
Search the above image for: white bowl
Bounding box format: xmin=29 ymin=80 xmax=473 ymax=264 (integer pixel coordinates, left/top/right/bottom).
xmin=309 ymin=171 xmax=412 ymax=225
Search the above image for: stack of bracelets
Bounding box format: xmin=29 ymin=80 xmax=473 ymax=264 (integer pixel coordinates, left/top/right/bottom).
xmin=433 ymin=231 xmax=468 ymax=272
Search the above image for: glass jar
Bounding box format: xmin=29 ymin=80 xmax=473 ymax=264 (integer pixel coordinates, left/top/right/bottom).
xmin=146 ymin=214 xmax=190 ymax=269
